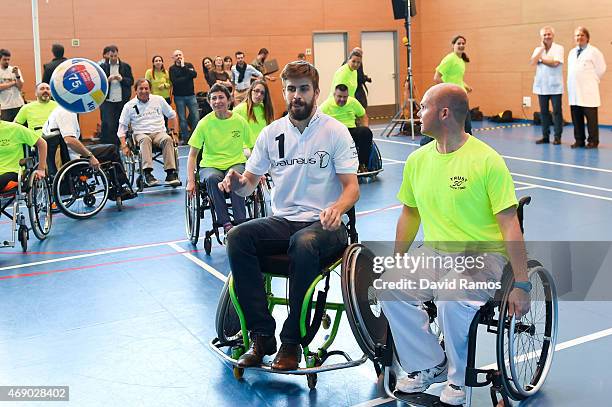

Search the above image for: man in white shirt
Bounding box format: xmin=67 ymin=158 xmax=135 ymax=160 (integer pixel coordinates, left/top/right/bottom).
xmin=218 ymin=61 xmax=359 ymax=371
xmin=0 ymin=49 xmax=25 ymax=122
xmin=232 ymin=51 xmax=263 ymax=104
xmin=118 ymin=79 xmax=180 ymax=187
xmin=567 ymin=26 xmax=607 ymax=149
xmin=43 ymin=106 xmax=136 ymax=200
xmin=530 ymin=26 xmax=564 ymax=145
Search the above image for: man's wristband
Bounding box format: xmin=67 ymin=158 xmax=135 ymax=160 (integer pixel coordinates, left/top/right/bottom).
xmin=513 ymin=281 xmax=532 ymax=293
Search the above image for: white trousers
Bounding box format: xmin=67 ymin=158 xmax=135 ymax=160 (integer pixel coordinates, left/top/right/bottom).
xmin=378 ymin=245 xmax=506 ymax=386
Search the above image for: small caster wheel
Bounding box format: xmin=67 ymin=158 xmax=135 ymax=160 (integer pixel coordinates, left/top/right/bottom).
xmin=321 ymin=313 xmax=331 ymax=329
xmin=18 ymin=226 xmax=28 ymax=252
xmin=204 ymin=237 xmax=212 ymax=255
xmin=116 ymin=196 xmax=122 ymax=211
xmin=233 ymin=366 xmax=244 ymax=379
xmin=307 ymin=373 xmax=317 ymax=390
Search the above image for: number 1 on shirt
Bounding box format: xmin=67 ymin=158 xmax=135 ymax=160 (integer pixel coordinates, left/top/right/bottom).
xmin=275 ymin=133 xmax=285 ymax=159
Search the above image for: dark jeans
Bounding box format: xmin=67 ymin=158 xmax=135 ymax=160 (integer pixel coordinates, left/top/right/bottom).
xmin=174 ymin=95 xmax=200 ymax=141
xmin=538 ymin=94 xmax=563 ymax=140
xmin=0 ymin=107 xmax=21 ymax=122
xmin=100 ymin=101 xmax=125 ymax=146
xmin=227 ymin=217 xmax=348 ymax=344
xmin=88 ymin=144 xmax=129 ymax=187
xmin=199 ymin=164 xmax=246 ymax=226
xmin=348 ymin=127 xmax=373 ymax=166
xmin=570 ymin=105 xmax=599 ymax=145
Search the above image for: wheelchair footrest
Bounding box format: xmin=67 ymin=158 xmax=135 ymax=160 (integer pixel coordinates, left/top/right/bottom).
xmin=393 ymin=391 xmax=447 ymax=407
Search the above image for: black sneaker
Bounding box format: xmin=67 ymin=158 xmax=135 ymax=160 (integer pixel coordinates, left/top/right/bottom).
xmin=165 ymin=171 xmax=181 ymax=187
xmin=144 ymin=171 xmax=159 ymax=187
xmin=120 ymin=187 xmax=137 ymax=200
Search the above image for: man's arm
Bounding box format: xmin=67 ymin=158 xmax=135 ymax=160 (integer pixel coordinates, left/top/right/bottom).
xmin=496 ymin=206 xmax=530 ymax=318
xmin=218 ymin=169 xmax=260 ymax=197
xmin=433 ymin=70 xmax=443 ymax=84
xmin=64 ymin=136 xmax=100 ymax=169
xmin=33 ymin=137 xmax=47 ymax=179
xmin=320 ymin=173 xmax=359 ymax=231
xmin=395 ymin=205 xmax=420 ymax=254
xmin=358 ymin=113 xmax=369 ymax=127
xmin=0 ymin=80 xmax=17 ymax=91
xmin=14 ymin=68 xmax=23 ymax=90
xmin=121 ymin=63 xmax=134 ymax=88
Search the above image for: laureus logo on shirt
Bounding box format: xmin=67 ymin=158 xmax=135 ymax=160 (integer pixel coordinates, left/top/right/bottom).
xmin=449 ymin=176 xmax=468 ymax=190
xmin=232 ymin=130 xmax=241 ymax=138
xmin=271 ymin=150 xmax=331 ymax=168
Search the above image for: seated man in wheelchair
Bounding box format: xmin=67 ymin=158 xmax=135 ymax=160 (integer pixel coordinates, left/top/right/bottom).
xmin=320 ymin=83 xmax=373 ymax=173
xmin=377 ymin=84 xmax=529 ymax=406
xmin=42 ymin=105 xmax=136 ymax=200
xmin=186 ymin=83 xmax=252 ymax=235
xmin=218 ymin=61 xmax=359 ymax=371
xmin=0 ymin=112 xmax=48 ymax=190
xmin=117 ymin=78 xmax=181 ymax=187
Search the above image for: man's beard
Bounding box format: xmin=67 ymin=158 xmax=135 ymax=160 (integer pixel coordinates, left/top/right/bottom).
xmin=288 ymin=99 xmax=315 ymax=121
xmin=38 ymin=94 xmax=50 ymax=102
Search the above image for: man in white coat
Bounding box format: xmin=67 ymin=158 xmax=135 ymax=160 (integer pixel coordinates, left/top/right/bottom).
xmin=567 ymin=26 xmax=606 ymax=149
xmin=530 ymin=26 xmax=564 ymax=145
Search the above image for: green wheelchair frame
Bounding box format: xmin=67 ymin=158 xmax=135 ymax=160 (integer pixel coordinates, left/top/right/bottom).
xmin=210 ymin=207 xmax=369 ymax=389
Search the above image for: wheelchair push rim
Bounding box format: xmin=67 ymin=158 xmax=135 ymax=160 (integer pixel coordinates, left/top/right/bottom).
xmin=497 ymin=262 xmax=558 ymax=400
xmin=53 ymin=159 xmax=110 ymax=219
xmin=184 ymin=180 xmax=200 ymax=245
xmin=27 ymin=174 xmax=52 ymax=240
xmin=215 ymin=274 xmax=242 ymax=344
xmin=341 ymin=243 xmax=388 ymax=360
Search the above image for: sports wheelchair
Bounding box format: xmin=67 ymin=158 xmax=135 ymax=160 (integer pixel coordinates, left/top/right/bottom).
xmin=342 ymin=197 xmax=558 ymax=406
xmin=123 ymin=127 xmax=181 ymax=192
xmin=357 ymin=141 xmax=383 ymax=183
xmin=0 ymin=154 xmax=52 ymax=252
xmin=185 ymin=170 xmax=269 ymax=255
xmin=44 ymin=131 xmax=136 ymax=218
xmin=211 ymin=207 xmax=371 ymax=389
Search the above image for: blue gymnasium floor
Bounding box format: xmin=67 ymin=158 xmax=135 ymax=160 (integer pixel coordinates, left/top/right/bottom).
xmin=1 ymin=121 xmax=611 ymax=406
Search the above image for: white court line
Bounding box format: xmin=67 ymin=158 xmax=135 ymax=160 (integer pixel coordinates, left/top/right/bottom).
xmin=511 ymin=172 xmax=612 ymax=193
xmin=138 ymin=186 xmax=185 ymax=194
xmin=0 ymin=238 xmax=190 ymax=272
xmin=374 ymin=137 xmax=612 ymax=174
xmin=515 ymin=185 xmax=538 ymax=191
xmin=166 ymin=243 xmax=227 ymax=282
xmin=352 ymin=326 xmax=612 ymax=407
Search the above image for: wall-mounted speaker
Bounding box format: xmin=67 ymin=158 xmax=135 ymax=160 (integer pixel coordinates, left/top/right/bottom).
xmin=391 ymin=0 xmax=417 ymax=19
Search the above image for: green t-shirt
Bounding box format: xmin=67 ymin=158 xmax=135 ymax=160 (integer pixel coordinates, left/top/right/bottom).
xmin=397 ymin=136 xmax=517 ymax=251
xmin=145 ymin=69 xmax=171 ymax=99
xmin=188 ymin=112 xmax=250 ymax=170
xmin=0 ymin=121 xmax=40 ymax=174
xmin=13 ymin=100 xmax=58 ymax=136
xmin=320 ymin=96 xmax=365 ymax=128
xmin=436 ymin=52 xmax=466 ymax=89
xmin=233 ymin=102 xmax=267 ymax=148
xmin=330 ymin=64 xmax=357 ymax=98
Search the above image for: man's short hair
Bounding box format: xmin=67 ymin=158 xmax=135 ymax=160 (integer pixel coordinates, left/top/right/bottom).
xmin=575 ymin=26 xmax=590 ymax=41
xmin=134 ymin=78 xmax=152 ymax=91
xmin=281 ymin=61 xmax=320 ymax=91
xmin=51 ymin=44 xmax=64 ymax=58
xmin=297 ymin=53 xmax=306 ymax=59
xmin=208 ymin=83 xmax=232 ymax=100
xmin=433 ymin=85 xmax=469 ymax=124
xmin=102 ymin=46 xmax=112 ymax=56
xmin=348 ymin=49 xmax=362 ymax=59
xmin=0 ymin=49 xmax=11 ymax=58
xmin=107 ymin=45 xmax=119 ymax=53
xmin=258 ymin=48 xmax=269 ymax=55
xmin=539 ymin=26 xmax=555 ymax=36
xmin=334 ymin=84 xmax=349 ymax=93
xmin=235 ymin=51 xmax=244 ymax=57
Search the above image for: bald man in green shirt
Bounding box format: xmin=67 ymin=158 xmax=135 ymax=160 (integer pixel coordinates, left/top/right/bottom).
xmin=14 ymin=83 xmax=58 ymax=136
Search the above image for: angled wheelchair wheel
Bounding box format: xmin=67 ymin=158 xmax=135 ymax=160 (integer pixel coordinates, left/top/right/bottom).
xmin=215 ymin=275 xmax=243 ymax=344
xmin=53 ymin=159 xmax=109 ymax=220
xmin=27 ymin=175 xmax=52 ymax=241
xmin=121 ymin=152 xmax=136 ymax=189
xmin=497 ymin=260 xmax=558 ymax=400
xmin=184 ymin=180 xmax=200 ymax=245
xmin=341 ymin=243 xmax=388 ymax=359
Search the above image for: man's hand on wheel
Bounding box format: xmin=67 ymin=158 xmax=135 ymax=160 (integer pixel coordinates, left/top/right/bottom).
xmin=218 ymin=169 xmax=246 ymax=193
xmin=507 ymin=288 xmax=530 ymax=318
xmin=88 ymin=155 xmax=100 ymax=171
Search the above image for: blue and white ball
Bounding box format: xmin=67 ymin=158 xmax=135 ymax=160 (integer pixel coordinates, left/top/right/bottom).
xmin=50 ymin=58 xmax=108 ymax=113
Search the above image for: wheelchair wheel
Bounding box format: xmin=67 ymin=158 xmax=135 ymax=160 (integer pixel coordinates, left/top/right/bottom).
xmin=53 ymin=159 xmax=109 ymax=220
xmin=341 ymin=243 xmax=388 ymax=359
xmin=121 ymin=152 xmax=136 ymax=189
xmin=18 ymin=225 xmax=28 ymax=252
xmin=307 ymin=373 xmax=317 ymax=390
xmin=204 ymin=237 xmax=212 ymax=255
xmin=215 ymin=275 xmax=243 ymax=344
xmin=497 ymin=260 xmax=558 ymax=400
xmin=184 ymin=181 xmax=200 ymax=245
xmin=27 ymin=175 xmax=52 ymax=241
xmin=368 ymin=142 xmax=383 ymax=173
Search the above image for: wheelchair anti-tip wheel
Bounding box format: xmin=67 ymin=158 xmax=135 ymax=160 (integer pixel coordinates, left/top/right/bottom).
xmin=184 ymin=181 xmax=201 ymax=245
xmin=27 ymin=175 xmax=52 ymax=241
xmin=497 ymin=259 xmax=558 ymax=401
xmin=341 ymin=243 xmax=389 ymax=359
xmin=18 ymin=224 xmax=28 ymax=252
xmin=215 ymin=275 xmax=242 ymax=344
xmin=53 ymin=159 xmax=110 ymax=220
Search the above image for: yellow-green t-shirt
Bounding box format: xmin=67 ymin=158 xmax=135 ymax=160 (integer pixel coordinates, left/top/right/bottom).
xmin=397 ymin=135 xmax=517 ymax=251
xmin=330 ymin=64 xmax=357 ymax=98
xmin=233 ymin=102 xmax=268 ymax=148
xmin=145 ymin=69 xmax=171 ymax=99
xmin=188 ymin=112 xmax=250 ymax=170
xmin=320 ymin=96 xmax=365 ymax=128
xmin=13 ymin=100 xmax=58 ymax=136
xmin=436 ymin=52 xmax=466 ymax=89
xmin=0 ymin=121 xmax=40 ymax=174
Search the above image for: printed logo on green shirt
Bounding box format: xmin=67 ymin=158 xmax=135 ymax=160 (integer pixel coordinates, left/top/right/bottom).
xmin=449 ymin=176 xmax=468 ymax=190
xmin=232 ymin=130 xmax=241 ymax=138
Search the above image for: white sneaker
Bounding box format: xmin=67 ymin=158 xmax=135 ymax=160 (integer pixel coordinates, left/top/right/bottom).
xmin=396 ymin=358 xmax=448 ymax=393
xmin=440 ymin=383 xmax=466 ymax=406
